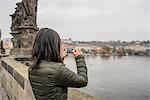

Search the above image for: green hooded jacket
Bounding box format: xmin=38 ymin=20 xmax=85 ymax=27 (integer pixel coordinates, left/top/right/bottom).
xmin=28 ymin=55 xmax=88 ymax=100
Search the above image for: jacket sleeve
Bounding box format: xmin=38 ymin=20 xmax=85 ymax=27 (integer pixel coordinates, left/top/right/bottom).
xmin=55 ymin=55 xmax=88 ymax=88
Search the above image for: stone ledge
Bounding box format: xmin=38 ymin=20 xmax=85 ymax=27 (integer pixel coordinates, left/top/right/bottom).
xmin=0 ymin=57 xmax=98 ymax=100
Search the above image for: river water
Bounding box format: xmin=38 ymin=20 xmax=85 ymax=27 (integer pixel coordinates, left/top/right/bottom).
xmin=64 ymin=55 xmax=150 ymax=100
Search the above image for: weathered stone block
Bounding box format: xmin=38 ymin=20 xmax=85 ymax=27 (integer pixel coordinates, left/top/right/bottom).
xmin=23 ymin=92 xmax=32 ymax=100
xmin=1 ymin=60 xmax=7 ymax=71
xmin=4 ymin=84 xmax=12 ymax=100
xmin=5 ymin=70 xmax=13 ymax=89
xmin=17 ymin=84 xmax=24 ymax=100
xmin=12 ymin=79 xmax=18 ymax=99
xmin=24 ymin=79 xmax=36 ymax=100
xmin=13 ymin=69 xmax=24 ymax=89
xmin=68 ymin=88 xmax=98 ymax=100
xmin=7 ymin=65 xmax=13 ymax=76
xmin=1 ymin=70 xmax=6 ymax=88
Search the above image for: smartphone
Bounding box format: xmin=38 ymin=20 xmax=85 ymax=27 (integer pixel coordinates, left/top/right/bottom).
xmin=66 ymin=48 xmax=74 ymax=54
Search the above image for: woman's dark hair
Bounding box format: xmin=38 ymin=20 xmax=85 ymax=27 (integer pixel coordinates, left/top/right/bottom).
xmin=31 ymin=28 xmax=62 ymax=70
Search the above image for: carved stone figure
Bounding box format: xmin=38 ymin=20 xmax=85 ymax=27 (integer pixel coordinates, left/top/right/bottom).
xmin=10 ymin=0 xmax=38 ymax=56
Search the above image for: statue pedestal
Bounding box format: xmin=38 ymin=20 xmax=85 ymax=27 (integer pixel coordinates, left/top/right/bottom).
xmin=10 ymin=26 xmax=38 ymax=58
xmin=10 ymin=48 xmax=32 ymax=56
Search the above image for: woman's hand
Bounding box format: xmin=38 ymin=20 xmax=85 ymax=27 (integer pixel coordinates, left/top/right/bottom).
xmin=60 ymin=46 xmax=67 ymax=61
xmin=72 ymin=48 xmax=82 ymax=57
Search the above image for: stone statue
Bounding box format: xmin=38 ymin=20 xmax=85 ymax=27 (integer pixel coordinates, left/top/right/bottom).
xmin=10 ymin=0 xmax=38 ymax=30
xmin=10 ymin=0 xmax=38 ymax=56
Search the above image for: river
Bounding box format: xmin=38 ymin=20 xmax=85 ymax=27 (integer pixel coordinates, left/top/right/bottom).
xmin=64 ymin=55 xmax=150 ymax=100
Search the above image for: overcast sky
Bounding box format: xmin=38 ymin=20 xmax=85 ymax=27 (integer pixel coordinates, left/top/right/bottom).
xmin=0 ymin=0 xmax=149 ymax=41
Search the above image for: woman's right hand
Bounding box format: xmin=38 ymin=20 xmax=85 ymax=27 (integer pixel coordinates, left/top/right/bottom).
xmin=72 ymin=48 xmax=82 ymax=57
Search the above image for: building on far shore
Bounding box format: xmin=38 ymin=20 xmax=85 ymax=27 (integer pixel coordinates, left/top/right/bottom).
xmin=61 ymin=38 xmax=73 ymax=44
xmin=2 ymin=38 xmax=13 ymax=54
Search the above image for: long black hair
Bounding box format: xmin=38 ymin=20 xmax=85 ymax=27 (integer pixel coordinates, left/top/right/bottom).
xmin=31 ymin=28 xmax=62 ymax=70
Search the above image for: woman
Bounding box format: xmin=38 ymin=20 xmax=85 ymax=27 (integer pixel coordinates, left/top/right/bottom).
xmin=28 ymin=28 xmax=88 ymax=100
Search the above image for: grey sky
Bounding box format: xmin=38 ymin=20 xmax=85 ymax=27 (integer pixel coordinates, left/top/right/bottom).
xmin=0 ymin=0 xmax=149 ymax=41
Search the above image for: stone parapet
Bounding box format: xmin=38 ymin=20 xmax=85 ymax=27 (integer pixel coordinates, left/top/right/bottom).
xmin=0 ymin=57 xmax=98 ymax=100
